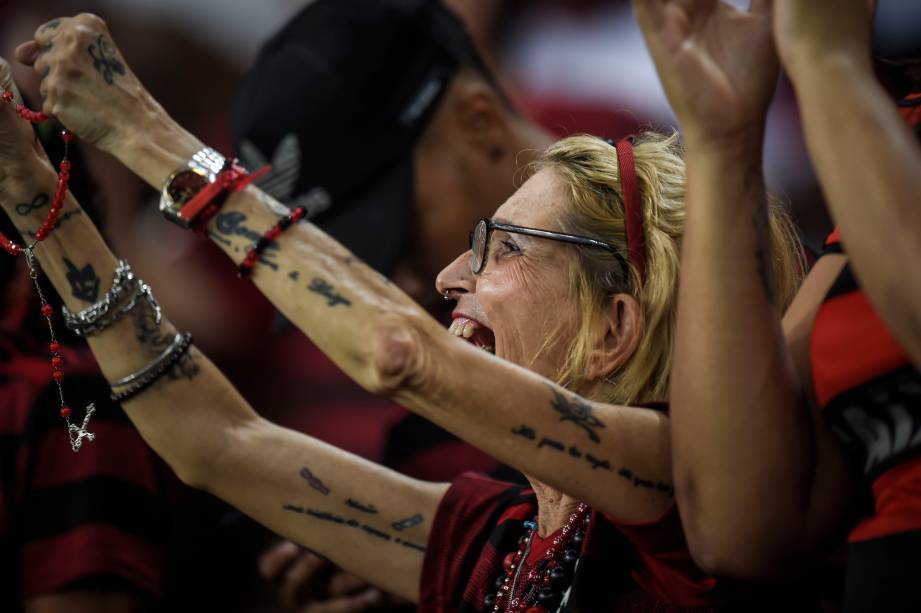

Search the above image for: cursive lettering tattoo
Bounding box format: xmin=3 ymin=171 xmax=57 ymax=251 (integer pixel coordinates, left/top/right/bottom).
xmin=15 ymin=193 xmax=49 ymax=216
xmin=282 ymin=504 xmax=426 ymax=553
xmin=25 ymin=209 xmax=83 ymax=239
xmin=510 ymin=422 xmax=674 ymax=496
xmin=548 ymin=386 xmax=605 ymax=443
xmin=288 ymin=270 xmax=300 ymax=281
xmin=87 ymin=34 xmax=126 ymax=85
xmin=307 ymin=278 xmax=350 ymax=307
xmin=346 ymin=498 xmax=379 ymax=514
xmin=299 ymin=467 xmax=330 ymax=495
xmin=391 ymin=513 xmax=423 ymax=532
xmin=63 ymin=258 xmax=100 ymax=302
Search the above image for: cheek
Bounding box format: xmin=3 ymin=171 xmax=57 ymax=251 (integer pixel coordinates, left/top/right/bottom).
xmin=479 ymin=259 xmax=572 ymax=367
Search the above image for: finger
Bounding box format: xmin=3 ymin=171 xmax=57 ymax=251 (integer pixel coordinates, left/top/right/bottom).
xmin=259 ymin=541 xmax=303 ymax=579
xmin=633 ymin=0 xmax=668 ymax=32
xmin=302 ymin=589 xmax=385 ymax=613
xmin=326 ymin=573 xmax=370 ymax=597
xmin=14 ymin=41 xmax=41 ymax=67
xmin=279 ymin=553 xmax=328 ymax=609
xmin=0 ymin=57 xmax=25 ymax=105
xmin=33 ymin=18 xmax=64 ymax=46
xmin=748 ymin=0 xmax=772 ymax=15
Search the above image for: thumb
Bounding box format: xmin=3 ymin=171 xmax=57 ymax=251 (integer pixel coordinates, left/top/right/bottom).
xmin=14 ymin=41 xmax=41 ymax=68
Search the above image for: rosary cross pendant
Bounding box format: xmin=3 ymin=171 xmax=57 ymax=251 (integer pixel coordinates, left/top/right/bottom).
xmin=68 ymin=403 xmax=96 ymax=452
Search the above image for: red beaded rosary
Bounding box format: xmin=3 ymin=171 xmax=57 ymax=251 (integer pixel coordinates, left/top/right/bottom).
xmin=0 ymin=89 xmax=95 ymax=452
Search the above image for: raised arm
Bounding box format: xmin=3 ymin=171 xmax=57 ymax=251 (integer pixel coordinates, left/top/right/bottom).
xmin=18 ymin=13 xmax=675 ymax=524
xmin=0 ymin=62 xmax=443 ymax=602
xmin=774 ymin=0 xmax=921 ymax=368
xmin=635 ymin=0 xmax=854 ymax=576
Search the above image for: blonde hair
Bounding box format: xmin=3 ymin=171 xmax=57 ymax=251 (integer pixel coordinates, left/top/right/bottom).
xmin=529 ymin=132 xmax=805 ymax=405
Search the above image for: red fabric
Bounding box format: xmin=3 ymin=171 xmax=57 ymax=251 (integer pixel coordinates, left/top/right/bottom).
xmin=810 ymin=289 xmax=910 ymax=408
xmin=420 ymin=473 xmax=725 ymax=612
xmin=21 ymin=523 xmax=162 ymax=598
xmin=850 ymin=456 xmax=921 ymax=543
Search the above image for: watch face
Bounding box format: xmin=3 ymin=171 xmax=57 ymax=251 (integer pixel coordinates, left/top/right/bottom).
xmin=166 ymin=169 xmax=209 ymax=206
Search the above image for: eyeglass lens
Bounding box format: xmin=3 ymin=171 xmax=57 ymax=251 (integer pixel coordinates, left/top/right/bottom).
xmin=470 ymin=219 xmax=489 ymax=274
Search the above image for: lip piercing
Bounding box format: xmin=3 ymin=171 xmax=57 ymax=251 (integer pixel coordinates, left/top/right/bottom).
xmin=442 ymin=291 xmax=451 ymax=301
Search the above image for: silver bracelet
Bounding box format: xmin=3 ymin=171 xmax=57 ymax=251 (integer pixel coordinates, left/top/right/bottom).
xmin=63 ymin=260 xmax=161 ymax=336
xmin=110 ymin=332 xmax=189 ymax=387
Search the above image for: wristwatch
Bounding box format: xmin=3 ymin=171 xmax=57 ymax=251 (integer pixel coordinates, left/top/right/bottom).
xmin=159 ymin=147 xmax=227 ymax=227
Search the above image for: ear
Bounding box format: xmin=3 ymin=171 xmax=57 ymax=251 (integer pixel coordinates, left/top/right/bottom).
xmin=451 ymin=77 xmax=511 ymax=162
xmin=586 ymin=293 xmax=643 ymax=382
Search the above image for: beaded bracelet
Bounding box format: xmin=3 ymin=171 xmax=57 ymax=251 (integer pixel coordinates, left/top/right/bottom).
xmin=238 ymin=205 xmax=308 ymax=278
xmin=109 ymin=332 xmax=194 ymax=403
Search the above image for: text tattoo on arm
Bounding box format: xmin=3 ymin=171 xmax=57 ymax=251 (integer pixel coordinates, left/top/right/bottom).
xmin=307 ymin=278 xmax=351 ymax=307
xmin=283 ymin=504 xmax=426 ymax=553
xmin=299 ymin=467 xmax=330 ymax=495
xmin=511 ymin=423 xmax=674 ymax=497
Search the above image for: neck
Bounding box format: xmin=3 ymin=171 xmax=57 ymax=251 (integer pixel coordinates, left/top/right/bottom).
xmin=529 ymin=477 xmax=582 ymax=538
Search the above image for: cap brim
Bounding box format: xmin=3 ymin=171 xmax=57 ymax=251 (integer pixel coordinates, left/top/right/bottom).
xmin=311 ymin=155 xmax=414 ymax=276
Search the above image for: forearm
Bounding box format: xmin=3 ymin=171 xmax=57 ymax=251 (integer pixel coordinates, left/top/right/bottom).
xmin=0 ymin=164 xmax=438 ymax=600
xmin=670 ymin=140 xmax=823 ymax=572
xmin=788 ymin=56 xmax=921 ymax=367
xmin=105 ymin=115 xmax=676 ymax=522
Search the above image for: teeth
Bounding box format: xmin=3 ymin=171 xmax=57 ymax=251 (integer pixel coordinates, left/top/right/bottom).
xmin=447 ymin=320 xmax=458 ymax=335
xmin=462 ymin=322 xmax=474 ymax=339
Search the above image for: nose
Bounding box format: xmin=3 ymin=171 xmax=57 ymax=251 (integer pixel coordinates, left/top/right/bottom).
xmin=436 ymin=250 xmax=476 ymax=299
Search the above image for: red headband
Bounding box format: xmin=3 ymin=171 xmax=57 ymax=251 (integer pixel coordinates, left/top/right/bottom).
xmin=615 ymin=137 xmax=646 ymax=284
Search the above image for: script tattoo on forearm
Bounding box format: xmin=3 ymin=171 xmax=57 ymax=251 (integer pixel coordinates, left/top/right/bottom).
xmin=752 ymin=196 xmax=775 ymax=305
xmin=39 ymin=19 xmax=61 ymax=33
xmin=511 ymin=423 xmax=674 ymax=497
xmin=391 ymin=514 xmax=423 ymax=532
xmin=213 ymin=211 xmax=279 ymax=270
xmin=87 ymin=34 xmax=126 ymax=85
xmin=299 ymin=467 xmax=330 ymax=495
xmin=15 ymin=193 xmax=49 ymax=216
xmin=345 ymin=498 xmax=379 ymax=514
xmin=63 ymin=258 xmax=100 ymax=302
xmin=548 ymin=386 xmax=605 ymax=443
xmin=282 ymin=504 xmax=426 ymax=553
xmin=307 ymin=278 xmax=350 ymax=307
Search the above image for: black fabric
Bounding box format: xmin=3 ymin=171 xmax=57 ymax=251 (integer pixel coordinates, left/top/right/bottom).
xmin=232 ymin=0 xmax=488 ymax=275
xmin=844 ymin=530 xmax=921 ymax=613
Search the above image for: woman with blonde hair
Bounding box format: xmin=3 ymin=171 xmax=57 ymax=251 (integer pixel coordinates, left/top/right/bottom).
xmin=3 ymin=11 xmax=807 ymax=611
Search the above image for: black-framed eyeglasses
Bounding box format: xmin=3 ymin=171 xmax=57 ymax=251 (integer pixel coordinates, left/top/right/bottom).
xmin=468 ymin=218 xmax=628 ymax=278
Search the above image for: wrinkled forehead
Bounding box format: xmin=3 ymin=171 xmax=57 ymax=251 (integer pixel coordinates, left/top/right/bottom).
xmin=491 ymin=167 xmax=571 ymax=229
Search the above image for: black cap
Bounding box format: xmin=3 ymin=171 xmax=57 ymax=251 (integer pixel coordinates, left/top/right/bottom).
xmin=233 ymin=0 xmax=482 ymax=275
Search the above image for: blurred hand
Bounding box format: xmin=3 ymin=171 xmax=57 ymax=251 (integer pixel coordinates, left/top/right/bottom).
xmin=634 ymin=0 xmax=778 ymax=145
xmin=260 ymin=542 xmax=408 ymax=613
xmin=14 ymin=14 xmax=159 ymax=154
xmin=0 ymin=57 xmax=50 ymax=178
xmin=771 ymin=0 xmax=874 ymax=78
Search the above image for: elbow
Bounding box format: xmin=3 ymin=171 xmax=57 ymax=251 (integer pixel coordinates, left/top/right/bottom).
xmin=365 ymin=314 xmax=428 ymax=397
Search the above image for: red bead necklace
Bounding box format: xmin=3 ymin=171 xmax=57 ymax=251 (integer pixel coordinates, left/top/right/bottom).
xmin=488 ymin=503 xmax=590 ymax=613
xmin=1 ymin=89 xmax=96 ymax=452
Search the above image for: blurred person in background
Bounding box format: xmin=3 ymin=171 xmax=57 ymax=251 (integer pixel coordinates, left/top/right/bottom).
xmin=0 ymin=96 xmax=170 ymax=613
xmin=229 ymin=1 xmax=554 ymax=608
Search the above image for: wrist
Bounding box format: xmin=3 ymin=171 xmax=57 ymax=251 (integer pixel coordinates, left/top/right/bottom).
xmin=783 ymin=46 xmax=874 ymax=89
xmin=0 ymin=156 xmax=56 ymax=206
xmin=683 ymin=128 xmax=765 ymax=165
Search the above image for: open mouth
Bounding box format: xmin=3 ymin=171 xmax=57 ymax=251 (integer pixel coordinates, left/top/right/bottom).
xmin=448 ymin=317 xmax=496 ymax=354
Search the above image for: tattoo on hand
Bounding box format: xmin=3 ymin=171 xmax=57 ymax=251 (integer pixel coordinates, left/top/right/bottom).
xmin=308 ymin=278 xmax=351 ymax=307
xmin=87 ymin=34 xmax=126 ymax=85
xmin=39 ymin=19 xmax=61 ymax=33
xmin=391 ymin=514 xmax=423 ymax=531
xmin=752 ymin=199 xmax=775 ymax=305
xmin=15 ymin=194 xmax=49 ymax=216
xmin=345 ymin=498 xmax=379 ymax=514
xmin=299 ymin=467 xmax=330 ymax=495
xmin=548 ymin=386 xmax=604 ymax=443
xmin=511 ymin=423 xmax=674 ymax=497
xmin=63 ymin=258 xmax=100 ymax=302
xmin=283 ymin=504 xmax=426 ymax=553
